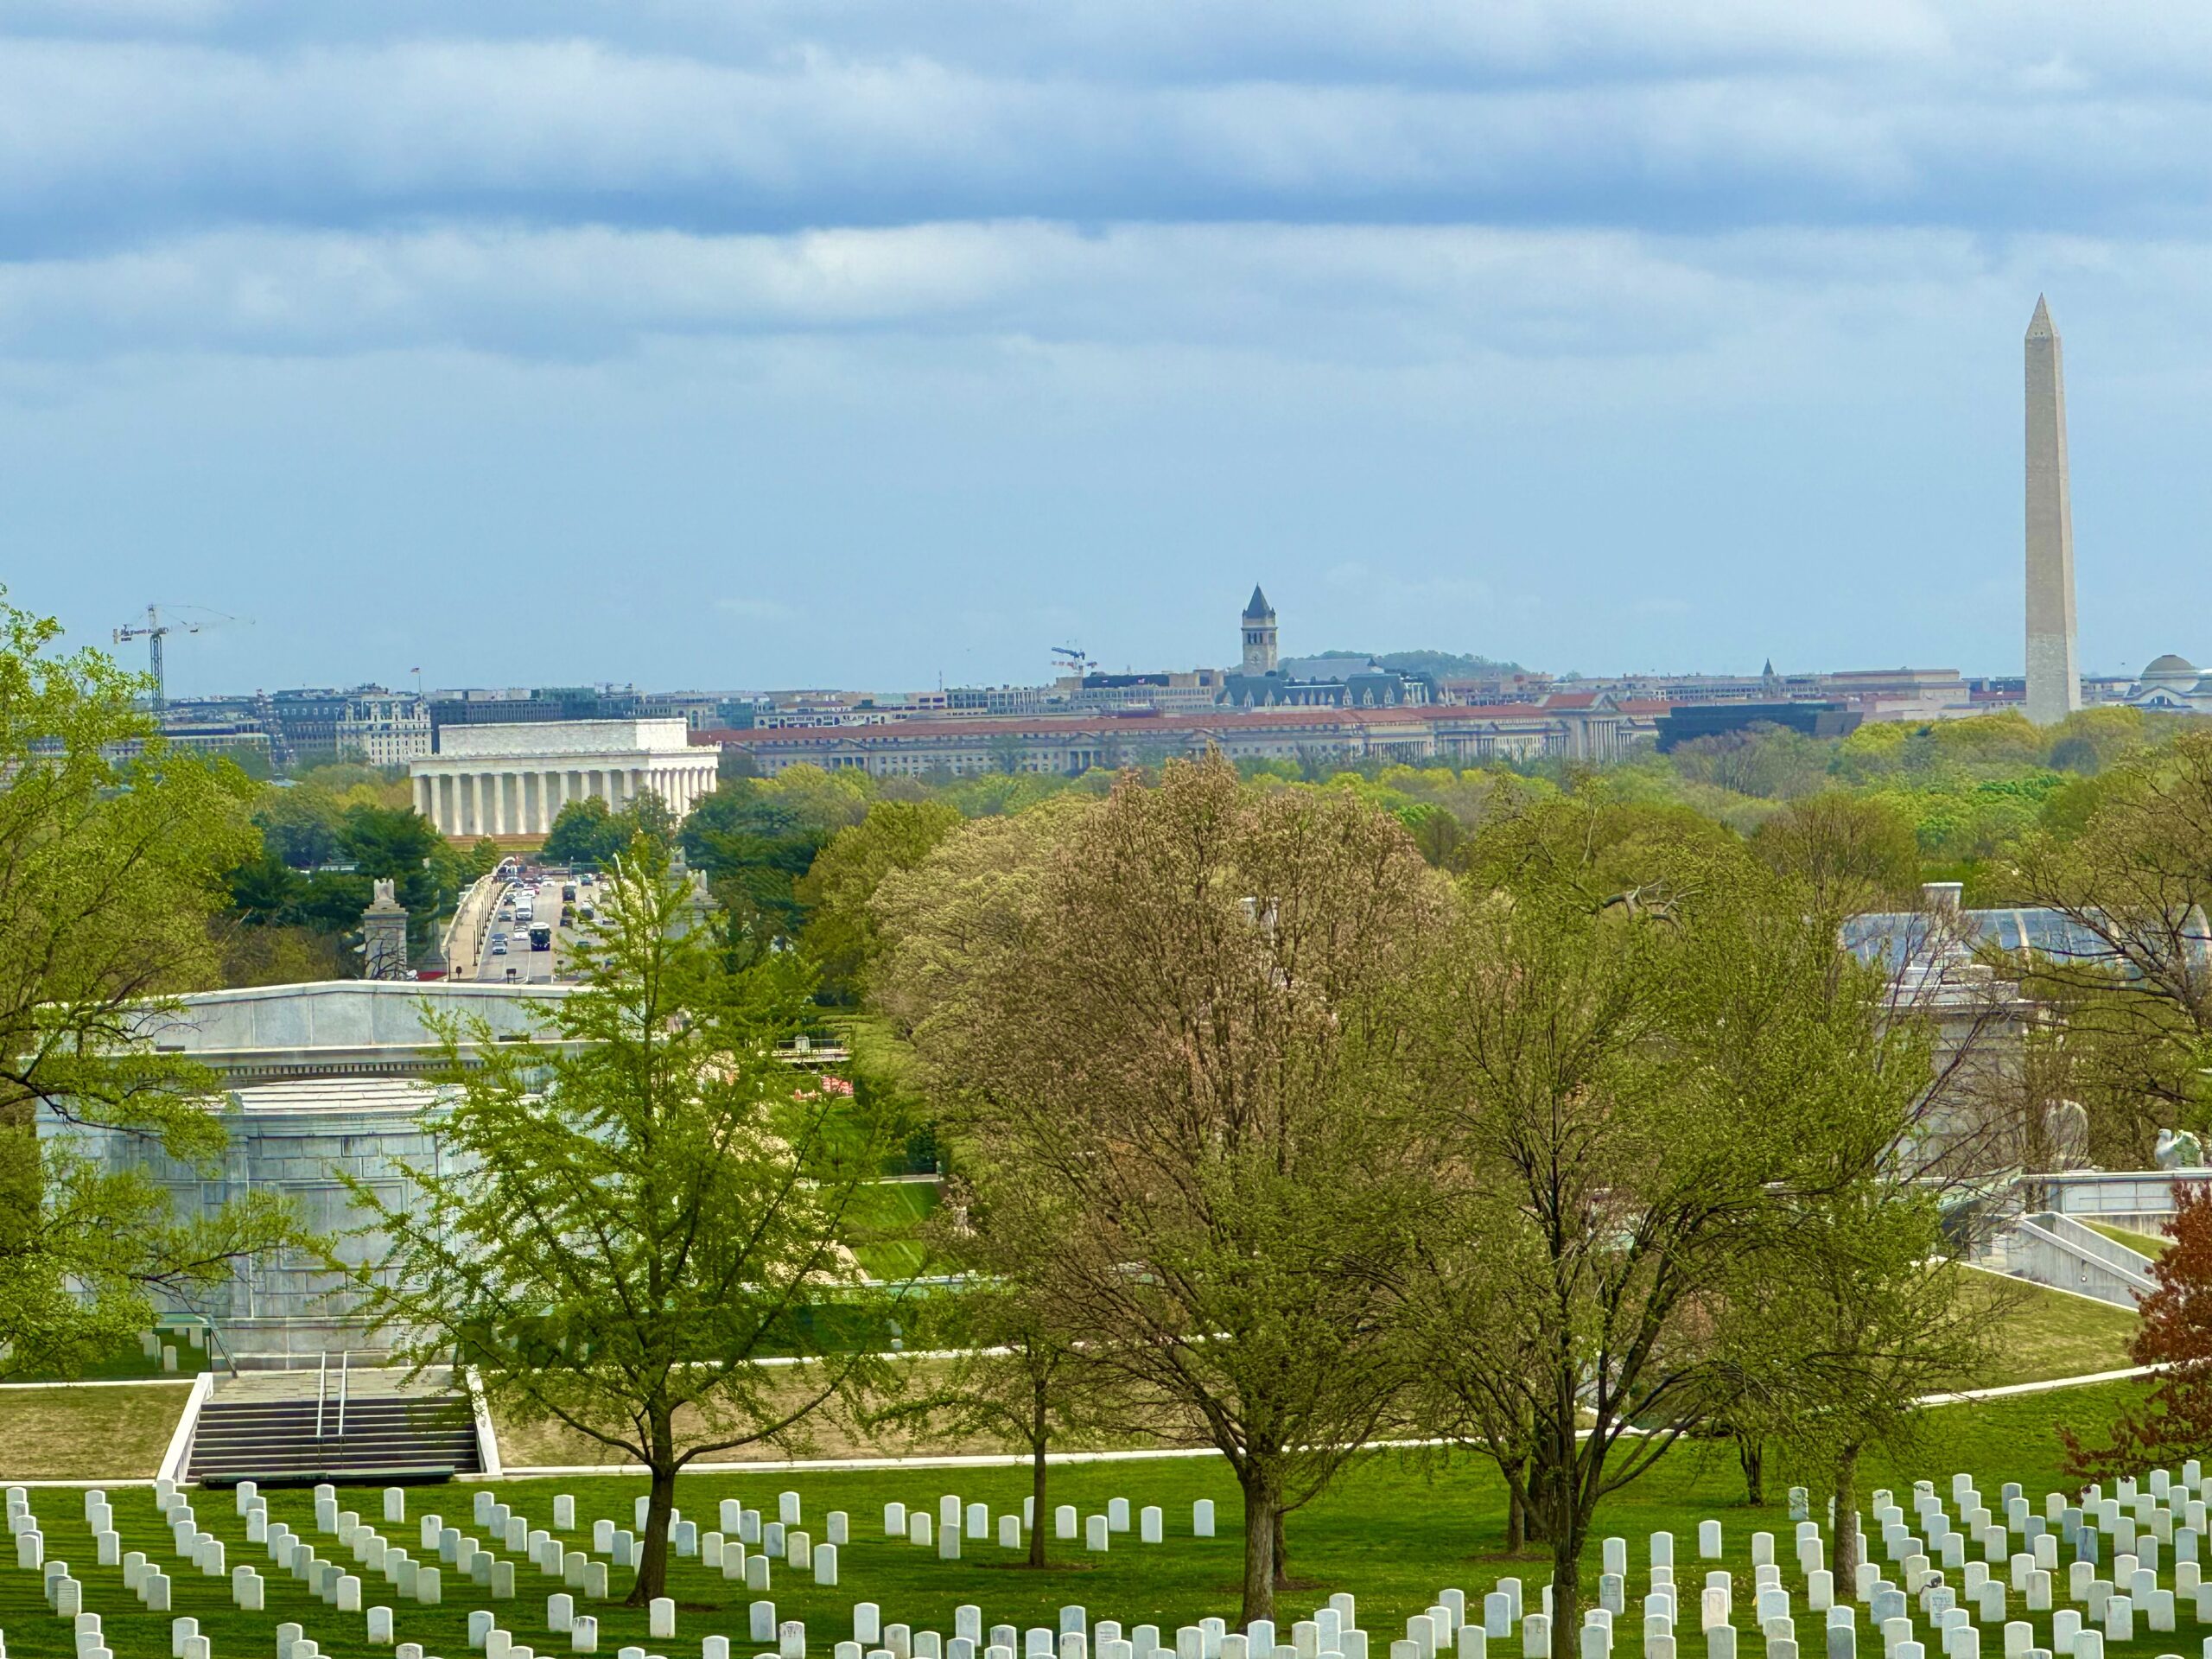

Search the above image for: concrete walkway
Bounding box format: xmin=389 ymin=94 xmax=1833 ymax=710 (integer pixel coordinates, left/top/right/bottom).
xmin=214 ymin=1364 xmax=455 ymax=1402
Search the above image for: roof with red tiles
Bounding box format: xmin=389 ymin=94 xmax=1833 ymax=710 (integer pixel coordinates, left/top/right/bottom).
xmin=693 ymin=692 xmax=1662 ymax=748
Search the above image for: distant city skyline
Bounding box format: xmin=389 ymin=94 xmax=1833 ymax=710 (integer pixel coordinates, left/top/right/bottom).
xmin=7 ymin=3 xmax=2212 ymax=694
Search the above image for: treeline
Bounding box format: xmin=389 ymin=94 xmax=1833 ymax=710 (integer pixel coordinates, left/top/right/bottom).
xmin=335 ymin=759 xmax=1998 ymax=1634
xmin=223 ymin=763 xmax=502 ymax=982
xmin=623 ymin=703 xmax=2195 ymax=1003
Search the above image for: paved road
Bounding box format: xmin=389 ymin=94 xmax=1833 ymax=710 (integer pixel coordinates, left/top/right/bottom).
xmin=471 ymin=868 xmax=597 ymax=985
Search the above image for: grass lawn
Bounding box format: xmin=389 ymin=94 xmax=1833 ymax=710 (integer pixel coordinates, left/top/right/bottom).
xmin=497 ymin=1268 xmax=2138 ymax=1465
xmin=854 ymin=1179 xmax=944 ymax=1281
xmin=2084 ymin=1220 xmax=2171 ymax=1260
xmin=0 ymin=1380 xmax=2175 ymax=1659
xmin=1961 ymin=1268 xmax=2139 ymax=1386
xmin=0 ymin=1382 xmax=191 ymax=1480
xmin=493 ymin=1352 xmax=1166 ymax=1470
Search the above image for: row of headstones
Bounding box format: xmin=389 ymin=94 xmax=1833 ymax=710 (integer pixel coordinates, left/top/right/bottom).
xmin=881 ymin=1497 xmax=1214 ymax=1559
xmin=1866 ymin=1467 xmax=2212 ymax=1582
xmin=1845 ymin=1468 xmax=2212 ymax=1656
xmin=9 ymin=1487 xmax=104 ymax=1625
xmin=1528 ymin=1474 xmax=2212 ymax=1659
xmin=458 ymin=1486 xmax=845 ymax=1598
xmin=274 ymin=1483 xmax=449 ymax=1610
xmin=154 ymin=1481 xmax=274 ymax=1611
xmin=820 ymin=1589 xmax=1369 ymax=1659
xmin=270 ymin=1618 xmax=446 ymax=1659
xmin=139 ymin=1325 xmax=204 ymax=1372
xmin=137 ymin=1480 xmax=459 ymax=1659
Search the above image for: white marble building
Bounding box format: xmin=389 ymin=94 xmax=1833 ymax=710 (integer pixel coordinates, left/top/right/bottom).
xmin=410 ymin=717 xmax=719 ymax=838
xmin=2126 ymin=653 xmax=2212 ymax=715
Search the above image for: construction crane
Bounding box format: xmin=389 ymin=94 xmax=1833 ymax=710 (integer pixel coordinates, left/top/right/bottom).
xmin=1052 ymin=644 xmax=1094 ymax=677
xmin=112 ymin=604 xmax=239 ymax=718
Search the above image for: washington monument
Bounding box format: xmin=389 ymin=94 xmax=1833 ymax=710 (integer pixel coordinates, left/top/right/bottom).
xmin=2024 ymin=294 xmax=2081 ymax=726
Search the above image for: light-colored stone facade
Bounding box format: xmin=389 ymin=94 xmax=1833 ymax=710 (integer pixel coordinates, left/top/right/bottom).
xmin=410 ymin=717 xmax=719 ymax=838
xmin=720 ymin=694 xmax=1653 ymax=779
xmin=335 ymin=690 xmax=431 ymax=766
xmin=53 ymin=980 xmax=575 ymax=1359
xmin=2024 ymin=296 xmax=2082 ymax=727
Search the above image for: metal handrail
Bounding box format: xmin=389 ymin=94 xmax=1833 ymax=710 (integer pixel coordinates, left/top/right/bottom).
xmin=336 ymin=1350 xmax=350 ymax=1439
xmin=315 ymin=1350 xmax=328 ymax=1440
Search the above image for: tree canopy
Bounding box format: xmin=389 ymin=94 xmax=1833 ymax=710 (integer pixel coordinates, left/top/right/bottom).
xmin=0 ymin=595 xmax=301 ymax=1375
xmin=344 ymin=838 xmax=894 ymax=1603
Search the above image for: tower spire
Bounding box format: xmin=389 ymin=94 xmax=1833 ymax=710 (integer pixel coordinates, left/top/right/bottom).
xmin=1240 ymin=586 xmax=1278 ymax=676
xmin=2024 ymin=296 xmax=2081 ymax=726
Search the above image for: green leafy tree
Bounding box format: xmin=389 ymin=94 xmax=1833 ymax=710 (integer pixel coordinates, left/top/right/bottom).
xmin=1716 ymin=1181 xmax=1999 ymax=1580
xmin=340 ymin=802 xmax=442 ymax=886
xmin=2003 ymin=730 xmax=2212 ymax=1160
xmin=877 ymin=756 xmax=1445 ymax=1621
xmin=1750 ymin=791 xmax=1923 ymax=916
xmin=796 ymin=799 xmax=963 ymax=1001
xmin=682 ymin=779 xmax=847 ymax=943
xmin=542 ymin=797 xmax=631 ymax=869
xmin=343 ymin=840 xmax=894 ymax=1605
xmin=1413 ymin=792 xmax=1932 ymax=1659
xmin=256 ymin=789 xmax=346 ymax=868
xmin=868 ymin=1169 xmax=1107 ymax=1567
xmin=227 ymin=850 xmax=308 ymax=924
xmin=620 ymin=789 xmax=678 ymax=855
xmin=0 ymin=595 xmax=302 ymax=1375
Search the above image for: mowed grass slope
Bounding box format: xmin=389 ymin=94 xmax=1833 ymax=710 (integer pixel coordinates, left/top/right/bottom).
xmin=0 ymin=1382 xmax=2170 ymax=1659
xmin=2084 ymin=1220 xmax=2172 ymax=1260
xmin=0 ymin=1383 xmax=190 ymax=1480
xmin=1961 ymin=1268 xmax=2139 ymax=1387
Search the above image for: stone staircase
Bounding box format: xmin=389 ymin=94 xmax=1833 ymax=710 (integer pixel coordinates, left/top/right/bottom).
xmin=187 ymin=1365 xmax=484 ymax=1486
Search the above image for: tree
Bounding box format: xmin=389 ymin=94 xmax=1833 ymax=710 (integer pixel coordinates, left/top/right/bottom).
xmin=2061 ymin=1182 xmax=2212 ymax=1480
xmin=620 ymin=789 xmax=677 ymax=855
xmin=0 ymin=595 xmax=301 ymax=1375
xmin=340 ymin=802 xmax=442 ymax=885
xmin=343 ymin=839 xmax=893 ymax=1605
xmin=543 ymin=797 xmax=632 ymax=869
xmin=256 ymin=788 xmax=346 ymax=868
xmin=868 ymin=1168 xmax=1105 ymax=1567
xmin=1712 ymin=1180 xmax=1999 ymax=1580
xmin=2002 ymin=731 xmax=2212 ymax=1161
xmin=1412 ymin=792 xmax=1930 ymax=1659
xmin=1669 ymin=721 xmax=1832 ymax=799
xmin=877 ymin=755 xmax=1445 ymax=1621
xmin=682 ymin=776 xmax=855 ymax=944
xmin=796 ymin=800 xmax=963 ymax=1002
xmin=1750 ymin=791 xmax=1923 ymax=917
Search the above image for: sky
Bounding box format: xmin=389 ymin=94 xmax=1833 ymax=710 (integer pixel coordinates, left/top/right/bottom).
xmin=4 ymin=2 xmax=2212 ymax=696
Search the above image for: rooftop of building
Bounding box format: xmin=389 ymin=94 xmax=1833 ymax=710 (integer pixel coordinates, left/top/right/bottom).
xmin=136 ymin=977 xmax=568 ymax=1063
xmin=1844 ymin=899 xmax=2212 ymax=977
xmin=709 ymin=693 xmax=1666 ymax=747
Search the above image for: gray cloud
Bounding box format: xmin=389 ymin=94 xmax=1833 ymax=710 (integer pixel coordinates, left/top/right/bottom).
xmin=4 ymin=0 xmax=2210 ymax=691
xmin=0 ymin=4 xmax=2210 ymax=254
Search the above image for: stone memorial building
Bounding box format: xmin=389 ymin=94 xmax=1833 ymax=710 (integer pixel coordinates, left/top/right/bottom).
xmin=410 ymin=716 xmax=720 ymax=839
xmin=46 ymin=978 xmax=575 ymax=1363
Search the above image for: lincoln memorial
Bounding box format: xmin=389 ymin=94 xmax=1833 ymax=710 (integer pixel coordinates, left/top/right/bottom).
xmin=410 ymin=717 xmax=721 ymax=838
